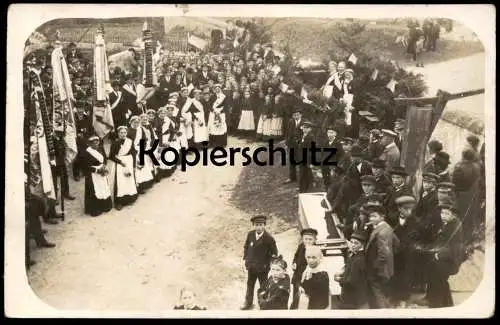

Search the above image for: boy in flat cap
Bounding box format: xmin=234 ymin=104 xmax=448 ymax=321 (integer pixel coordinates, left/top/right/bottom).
xmin=364 ymin=204 xmax=399 ymax=309
xmin=335 ymin=229 xmax=369 ymax=309
xmin=416 ymin=204 xmax=465 ymax=308
xmin=319 ymin=124 xmax=344 ymax=190
xmin=371 ymin=158 xmax=393 ymax=196
xmin=290 ymin=228 xmax=318 ymax=309
xmin=378 ymin=129 xmax=401 ymax=171
xmin=257 ymin=255 xmax=291 ymax=310
xmin=390 ymin=195 xmax=419 ymax=306
xmin=241 ymin=215 xmax=278 ymax=310
xmin=386 ymin=166 xmax=413 ymax=225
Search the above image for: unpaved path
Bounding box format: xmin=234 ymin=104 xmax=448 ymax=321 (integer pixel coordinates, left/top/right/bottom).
xmin=27 ymin=137 xmax=299 ymax=311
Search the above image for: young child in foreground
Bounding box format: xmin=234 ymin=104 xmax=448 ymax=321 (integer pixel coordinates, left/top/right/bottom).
xmin=335 ymin=229 xmax=369 ymax=309
xmin=290 ymin=228 xmax=318 ymax=309
xmin=257 ymin=255 xmax=291 ymax=310
xmin=174 ymin=287 xmax=207 ymax=310
xmin=299 ymin=245 xmax=330 ymax=309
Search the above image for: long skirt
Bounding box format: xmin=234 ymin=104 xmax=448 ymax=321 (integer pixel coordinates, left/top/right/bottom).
xmin=238 ymin=110 xmax=256 ymax=131
xmin=84 ymin=174 xmax=112 ymax=216
xmin=114 ymin=156 xmax=138 ymax=207
xmin=135 ymin=155 xmax=155 ymax=192
xmin=256 ymin=115 xmax=272 ymax=139
xmin=269 ymin=116 xmax=283 ymax=137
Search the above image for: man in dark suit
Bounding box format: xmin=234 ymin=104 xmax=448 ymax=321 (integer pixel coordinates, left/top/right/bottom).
xmin=364 ymin=204 xmax=399 ymax=309
xmin=121 ymin=73 xmax=141 ymax=117
xmin=195 ymin=64 xmax=213 ymax=88
xmin=297 ymin=120 xmax=316 ymax=193
xmin=241 ymin=215 xmax=278 ymax=310
xmin=331 ymin=144 xmax=372 ymax=224
xmin=379 ymin=129 xmax=401 ymax=172
xmin=263 ymin=43 xmax=275 ymax=66
xmin=390 ymin=195 xmax=419 ymax=307
xmin=158 ymin=68 xmax=176 ymax=104
xmin=386 ymin=166 xmax=414 ymax=226
xmin=319 ymin=125 xmax=344 ymax=190
xmin=371 ymin=158 xmax=393 ymax=195
xmin=72 ymin=102 xmax=91 ymax=181
xmin=285 ymin=107 xmax=303 ymax=184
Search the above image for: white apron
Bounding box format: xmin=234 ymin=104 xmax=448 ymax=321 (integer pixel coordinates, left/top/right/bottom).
xmin=158 ymin=117 xmax=180 ymax=170
xmin=180 ymin=99 xmax=194 ymax=141
xmin=191 ymin=99 xmax=209 ymax=143
xmin=133 ymin=127 xmax=154 ymax=184
xmin=238 ymin=110 xmax=255 ymax=131
xmin=208 ymin=93 xmax=227 ymax=136
xmin=115 ymin=138 xmax=138 ymax=197
xmin=86 ymin=147 xmax=112 ymax=200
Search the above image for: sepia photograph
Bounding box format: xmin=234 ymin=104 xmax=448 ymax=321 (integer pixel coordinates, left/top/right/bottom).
xmin=5 ymin=4 xmax=495 ymax=318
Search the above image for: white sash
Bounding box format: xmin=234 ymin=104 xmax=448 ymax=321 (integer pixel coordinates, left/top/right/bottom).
xmin=181 ymin=99 xmax=193 ymax=140
xmin=191 ymin=99 xmax=208 ymax=143
xmin=86 ymin=147 xmax=111 ymax=200
xmin=123 ymin=84 xmax=137 ymax=97
xmin=110 ymin=91 xmax=122 ymax=110
xmin=115 ymin=139 xmax=137 ymax=197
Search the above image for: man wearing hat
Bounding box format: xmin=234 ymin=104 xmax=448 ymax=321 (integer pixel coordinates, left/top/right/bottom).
xmin=371 ymin=158 xmax=392 ymax=195
xmin=416 ymin=203 xmax=465 ymax=308
xmin=379 ymin=129 xmax=401 ymax=171
xmin=297 ymin=120 xmax=317 ymax=193
xmin=337 ymin=137 xmax=354 ymax=172
xmin=386 ymin=166 xmax=413 ymax=220
xmin=452 ymin=148 xmax=482 ymax=247
xmin=319 ymin=124 xmax=344 ymax=190
xmin=390 ymin=195 xmax=419 ymax=306
xmin=425 ymin=151 xmax=452 ymax=182
xmin=284 ymin=106 xmax=303 ymax=184
xmin=364 ymin=204 xmax=399 ymax=309
xmin=195 ymin=63 xmax=213 ymax=87
xmin=325 ymin=165 xmax=347 ymax=209
xmin=242 ymin=215 xmax=278 ymax=310
xmin=122 ymin=72 xmax=141 ymax=117
xmin=290 ymin=228 xmax=318 ymax=309
xmin=437 ymin=181 xmax=457 ymax=206
xmin=158 ymin=68 xmax=176 ymax=102
xmin=424 ymin=139 xmax=443 ymax=170
xmin=335 ymin=228 xmax=369 ymax=309
xmin=109 ymin=81 xmax=128 ymax=129
xmin=344 ymin=175 xmax=378 ymax=238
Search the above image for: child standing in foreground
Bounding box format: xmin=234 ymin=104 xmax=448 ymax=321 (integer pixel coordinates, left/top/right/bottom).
xmin=290 ymin=228 xmax=318 ymax=309
xmin=174 ymin=287 xmax=207 ymax=310
xmin=335 ymin=229 xmax=369 ymax=309
xmin=299 ymin=245 xmax=330 ymax=309
xmin=257 ymin=255 xmax=291 ymax=310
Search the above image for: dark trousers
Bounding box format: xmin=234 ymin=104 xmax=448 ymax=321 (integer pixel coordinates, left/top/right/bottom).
xmin=367 ymin=280 xmax=391 ymax=309
xmin=321 ymin=166 xmax=332 ymax=190
xmin=290 ymin=280 xmax=300 ymax=309
xmin=427 ymin=275 xmax=453 ymax=308
xmin=299 ymin=164 xmax=313 ymax=193
xmin=26 ymin=197 xmax=46 ymax=244
xmin=52 ymin=165 xmax=70 ymax=197
xmin=288 ymin=147 xmax=298 ymax=181
xmin=245 ymin=268 xmax=268 ymax=306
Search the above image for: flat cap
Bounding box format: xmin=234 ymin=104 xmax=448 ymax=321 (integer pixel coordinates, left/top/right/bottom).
xmin=381 ymin=129 xmax=398 ymax=137
xmin=422 ymin=172 xmax=439 ymax=182
xmin=439 ymin=203 xmax=458 ymax=213
xmin=438 ymin=182 xmax=455 ymax=190
xmin=300 ymin=228 xmax=318 ymax=237
xmin=341 ymin=137 xmax=355 ymax=144
xmin=292 ymin=106 xmax=303 ymax=113
xmin=361 ymin=175 xmax=377 ymax=185
xmin=251 ymin=215 xmax=267 ymax=223
xmin=364 ymin=204 xmax=386 ymax=215
xmin=389 ymin=166 xmax=408 ymax=176
xmin=395 ymin=195 xmax=416 ymax=205
xmin=372 ymin=158 xmax=386 ymax=169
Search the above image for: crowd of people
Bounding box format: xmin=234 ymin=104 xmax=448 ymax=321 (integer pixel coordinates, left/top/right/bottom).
xmin=23 ymin=19 xmax=486 ymax=311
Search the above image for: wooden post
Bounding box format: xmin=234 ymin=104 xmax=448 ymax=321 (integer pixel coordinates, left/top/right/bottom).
xmin=400 ymin=104 xmax=434 ymax=200
xmin=429 ymin=89 xmax=450 ymax=135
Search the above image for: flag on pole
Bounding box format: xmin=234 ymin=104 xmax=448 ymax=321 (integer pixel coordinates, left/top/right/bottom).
xmin=371 ymin=68 xmax=379 ymax=81
xmin=93 ymin=26 xmax=114 ymax=139
xmin=51 ymin=45 xmax=78 ymax=166
xmin=348 ymin=53 xmax=358 ymax=65
xmin=386 ymin=78 xmax=398 ymax=93
xmin=280 ymin=82 xmax=289 ymax=93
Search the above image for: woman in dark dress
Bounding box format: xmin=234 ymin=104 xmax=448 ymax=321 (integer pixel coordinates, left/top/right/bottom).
xmin=108 ymin=126 xmax=138 ymax=210
xmin=299 ymin=245 xmax=330 ymax=309
xmin=257 ymin=255 xmax=291 ymax=310
xmin=83 ymin=136 xmax=112 ymax=217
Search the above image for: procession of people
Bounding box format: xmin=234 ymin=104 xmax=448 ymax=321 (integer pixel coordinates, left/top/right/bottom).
xmin=23 ymin=18 xmax=485 ymax=311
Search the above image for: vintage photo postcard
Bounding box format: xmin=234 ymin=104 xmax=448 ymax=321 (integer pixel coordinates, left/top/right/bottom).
xmin=5 ymin=4 xmax=495 ymax=318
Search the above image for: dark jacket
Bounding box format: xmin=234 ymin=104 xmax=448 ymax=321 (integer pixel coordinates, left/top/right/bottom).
xmin=291 ymin=243 xmax=307 ymax=284
xmin=339 ymin=250 xmax=369 ymax=309
xmin=415 ymin=189 xmax=442 ymax=243
xmin=243 ymin=230 xmax=278 ymax=273
xmin=286 ymin=118 xmax=303 ymax=148
xmin=365 ymin=221 xmax=399 ymax=283
xmin=452 ymin=160 xmax=481 ymax=192
xmin=301 ymin=270 xmax=330 ymax=309
xmin=258 ymin=275 xmax=291 ymax=310
xmin=108 ymin=90 xmax=128 ymax=128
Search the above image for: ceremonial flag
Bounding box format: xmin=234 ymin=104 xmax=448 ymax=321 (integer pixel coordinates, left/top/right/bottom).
xmin=51 ymin=45 xmax=78 ymax=166
xmin=93 ymin=26 xmax=114 ymax=139
xmin=386 ymin=78 xmax=398 ymax=93
xmin=348 ymin=53 xmax=358 ymax=65
xmin=280 ymin=83 xmax=289 ymax=93
xmin=371 ymin=68 xmax=379 ymax=81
